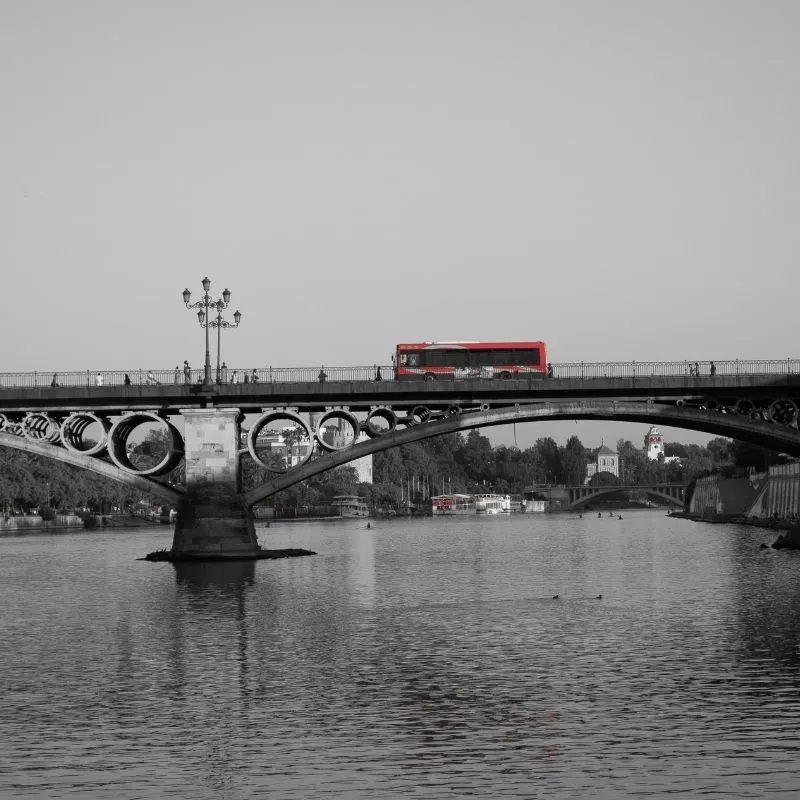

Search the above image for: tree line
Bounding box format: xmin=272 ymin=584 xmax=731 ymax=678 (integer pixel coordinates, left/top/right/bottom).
xmin=260 ymin=431 xmax=790 ymax=514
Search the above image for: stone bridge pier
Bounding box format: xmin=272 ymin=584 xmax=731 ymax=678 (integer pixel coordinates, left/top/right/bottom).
xmin=170 ymin=408 xmax=260 ymax=558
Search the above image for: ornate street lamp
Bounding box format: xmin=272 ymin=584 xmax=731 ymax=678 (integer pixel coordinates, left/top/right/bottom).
xmin=182 ymin=278 xmax=241 ymax=388
xmin=201 ymin=299 xmax=242 ymax=384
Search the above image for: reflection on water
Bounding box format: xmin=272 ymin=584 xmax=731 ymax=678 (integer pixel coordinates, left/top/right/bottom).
xmin=1 ymin=514 xmax=800 ymax=799
xmin=172 ymin=559 xmax=256 ymax=591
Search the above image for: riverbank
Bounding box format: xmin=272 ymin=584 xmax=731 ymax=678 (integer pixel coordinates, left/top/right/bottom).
xmin=0 ymin=513 xmax=162 ymax=534
xmin=668 ymin=510 xmax=798 ymax=530
xmin=669 ymin=510 xmax=800 ymax=549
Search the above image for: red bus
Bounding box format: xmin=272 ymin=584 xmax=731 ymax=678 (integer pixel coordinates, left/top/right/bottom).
xmin=394 ymin=341 xmax=548 ymax=381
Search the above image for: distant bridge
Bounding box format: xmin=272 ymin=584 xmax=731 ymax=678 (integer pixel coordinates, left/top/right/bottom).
xmin=558 ymin=483 xmax=686 ymax=509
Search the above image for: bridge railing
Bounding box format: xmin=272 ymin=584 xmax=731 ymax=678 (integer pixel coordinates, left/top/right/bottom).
xmin=0 ymin=365 xmax=394 ymax=389
xmin=552 ymin=359 xmax=799 ymax=379
xmin=0 ymin=359 xmax=797 ymax=389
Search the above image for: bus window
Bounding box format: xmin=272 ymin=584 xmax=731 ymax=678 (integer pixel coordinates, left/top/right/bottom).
xmin=446 ymin=351 xmax=468 ymax=367
xmin=493 ymin=350 xmax=512 ymax=365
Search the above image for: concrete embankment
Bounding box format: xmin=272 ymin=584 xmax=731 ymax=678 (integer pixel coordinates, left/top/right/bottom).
xmin=1 ymin=514 xmax=84 ymax=533
xmin=1 ymin=514 xmax=163 ymax=533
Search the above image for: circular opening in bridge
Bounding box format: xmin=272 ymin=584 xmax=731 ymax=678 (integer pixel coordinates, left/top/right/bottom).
xmin=769 ymin=399 xmax=798 ymax=425
xmin=314 ymin=410 xmax=360 ymax=452
xmin=364 ymin=407 xmax=397 ymax=438
xmin=0 ymin=414 xmax=23 ymax=436
xmin=22 ymin=413 xmax=62 ymax=444
xmin=406 ymin=406 xmax=431 ymax=426
xmin=734 ymin=398 xmax=756 ymax=417
xmin=61 ymin=413 xmax=110 ymax=456
xmin=248 ymin=411 xmax=312 ymax=473
xmin=445 ymin=405 xmax=462 ymax=417
xmin=107 ymin=413 xmax=184 ymax=477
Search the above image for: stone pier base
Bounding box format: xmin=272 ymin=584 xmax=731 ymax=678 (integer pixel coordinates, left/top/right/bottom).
xmin=143 ymin=482 xmax=315 ymax=562
xmin=172 ymin=482 xmax=261 ymax=557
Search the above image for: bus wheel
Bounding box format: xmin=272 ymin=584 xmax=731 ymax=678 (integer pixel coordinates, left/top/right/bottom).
xmin=424 ymin=373 xmax=436 ymax=381
xmin=499 ymin=371 xmax=512 ymax=380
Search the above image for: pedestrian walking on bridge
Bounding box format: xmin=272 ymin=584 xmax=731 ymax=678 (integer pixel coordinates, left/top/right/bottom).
xmin=183 ymin=360 xmax=191 ymax=385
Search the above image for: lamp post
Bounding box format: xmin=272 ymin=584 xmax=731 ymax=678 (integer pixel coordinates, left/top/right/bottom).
xmin=182 ymin=278 xmax=240 ymax=389
xmin=207 ymin=299 xmax=242 ymax=383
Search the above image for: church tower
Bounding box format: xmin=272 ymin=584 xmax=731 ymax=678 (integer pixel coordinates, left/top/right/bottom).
xmin=644 ymin=426 xmax=664 ymax=460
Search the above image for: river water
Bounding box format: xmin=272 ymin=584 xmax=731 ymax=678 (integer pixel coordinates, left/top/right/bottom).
xmin=1 ymin=511 xmax=799 ymax=799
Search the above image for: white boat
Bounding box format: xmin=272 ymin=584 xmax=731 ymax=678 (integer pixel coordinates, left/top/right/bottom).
xmin=331 ymin=495 xmax=370 ymax=518
xmin=431 ymin=494 xmax=476 ymax=515
xmin=474 ymin=493 xmax=512 ymax=514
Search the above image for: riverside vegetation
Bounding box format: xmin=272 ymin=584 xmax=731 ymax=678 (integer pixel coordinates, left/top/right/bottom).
xmin=1 ymin=430 xmax=788 ymax=518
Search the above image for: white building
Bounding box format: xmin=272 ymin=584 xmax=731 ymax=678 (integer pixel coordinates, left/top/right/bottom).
xmin=644 ymin=426 xmax=681 ymax=464
xmin=644 ymin=426 xmax=665 ymax=460
xmin=585 ymin=441 xmax=620 ymax=482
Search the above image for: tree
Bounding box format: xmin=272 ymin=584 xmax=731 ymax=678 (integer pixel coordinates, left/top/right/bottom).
xmin=560 ymin=435 xmax=588 ymax=485
xmin=706 ymin=437 xmax=733 ymax=465
xmin=664 ymin=442 xmax=688 ymax=458
xmin=588 ymin=471 xmax=621 ymax=487
xmin=534 ymin=437 xmax=562 ymax=484
xmin=730 ymin=440 xmax=786 ymax=471
xmin=616 ymin=439 xmax=646 ymax=484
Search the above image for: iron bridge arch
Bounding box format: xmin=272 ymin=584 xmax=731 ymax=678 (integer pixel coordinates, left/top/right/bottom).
xmin=0 ymin=431 xmax=182 ymax=506
xmin=1 ymin=401 xmax=797 ymax=509
xmin=243 ymin=400 xmax=800 ymax=507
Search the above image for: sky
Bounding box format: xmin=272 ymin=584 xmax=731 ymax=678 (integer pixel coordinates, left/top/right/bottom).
xmin=2 ymin=0 xmax=798 ymax=450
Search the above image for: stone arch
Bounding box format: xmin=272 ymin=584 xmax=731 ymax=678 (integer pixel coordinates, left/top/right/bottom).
xmin=569 ymin=486 xmax=684 ymax=509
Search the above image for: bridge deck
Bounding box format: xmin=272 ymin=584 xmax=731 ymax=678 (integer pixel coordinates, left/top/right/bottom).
xmin=0 ymin=374 xmax=798 ymax=414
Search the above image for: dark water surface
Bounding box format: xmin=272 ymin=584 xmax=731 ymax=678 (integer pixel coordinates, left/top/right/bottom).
xmin=2 ymin=512 xmax=800 ymax=799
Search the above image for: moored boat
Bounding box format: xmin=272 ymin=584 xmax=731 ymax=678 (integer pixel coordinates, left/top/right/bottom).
xmin=431 ymin=494 xmax=476 ymax=515
xmin=331 ymin=495 xmax=370 ymax=518
xmin=474 ymin=493 xmax=512 ymax=514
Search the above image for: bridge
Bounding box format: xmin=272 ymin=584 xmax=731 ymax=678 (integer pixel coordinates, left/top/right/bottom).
xmin=540 ymin=483 xmax=687 ymax=510
xmin=0 ymin=358 xmax=798 ymax=558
